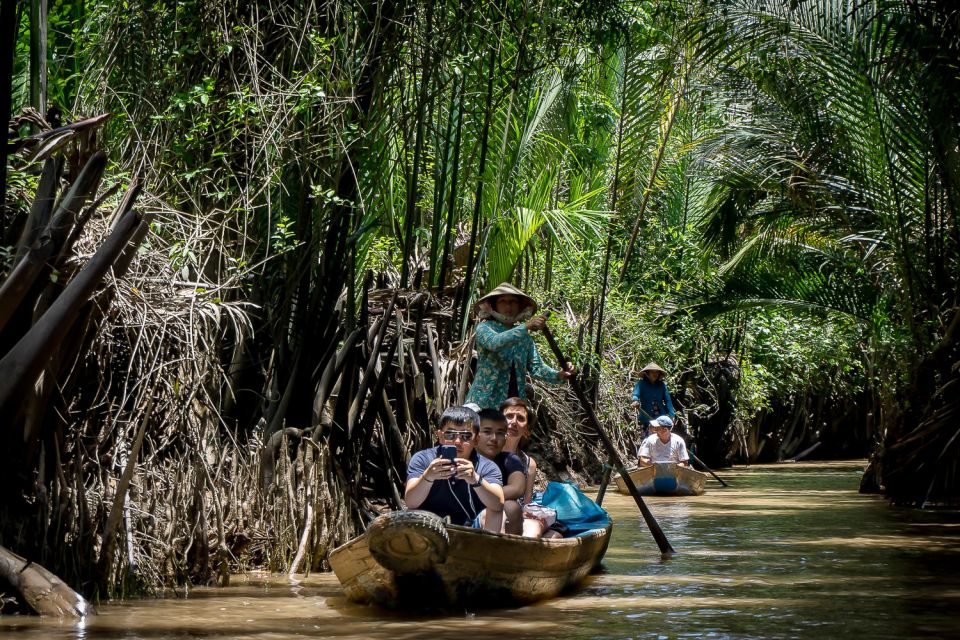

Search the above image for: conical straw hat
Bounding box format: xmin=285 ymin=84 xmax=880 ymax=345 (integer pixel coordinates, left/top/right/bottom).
xmin=475 ymin=282 xmax=538 ymax=315
xmin=640 ymin=362 xmax=667 ymax=375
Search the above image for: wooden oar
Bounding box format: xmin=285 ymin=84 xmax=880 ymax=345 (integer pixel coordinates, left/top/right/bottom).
xmin=541 ymin=323 xmax=675 ymax=555
xmin=597 ymin=411 xmax=640 ymax=506
xmin=689 ymin=451 xmax=730 ymax=487
xmin=641 ymin=406 xmax=730 ymax=488
xmin=670 ymin=413 xmax=730 ymax=488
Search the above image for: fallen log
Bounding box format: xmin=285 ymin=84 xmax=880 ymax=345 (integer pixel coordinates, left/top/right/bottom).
xmin=0 ymin=545 xmax=91 ymax=617
xmin=784 ymin=441 xmax=821 ymax=463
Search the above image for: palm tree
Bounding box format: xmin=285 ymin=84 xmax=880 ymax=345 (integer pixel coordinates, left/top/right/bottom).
xmin=682 ymin=0 xmax=959 ymax=501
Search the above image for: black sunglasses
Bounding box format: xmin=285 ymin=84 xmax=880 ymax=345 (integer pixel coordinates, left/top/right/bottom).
xmin=440 ymin=430 xmax=474 ymax=442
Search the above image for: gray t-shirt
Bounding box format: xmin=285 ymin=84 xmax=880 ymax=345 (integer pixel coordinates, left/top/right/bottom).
xmin=407 ymin=447 xmax=502 ymax=525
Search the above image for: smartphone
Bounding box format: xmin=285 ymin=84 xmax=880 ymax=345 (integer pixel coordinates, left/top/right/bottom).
xmin=440 ymin=444 xmax=457 ymax=464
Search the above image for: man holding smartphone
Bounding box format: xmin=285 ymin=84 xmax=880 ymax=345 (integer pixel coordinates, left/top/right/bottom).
xmin=405 ymin=406 xmax=505 ymax=531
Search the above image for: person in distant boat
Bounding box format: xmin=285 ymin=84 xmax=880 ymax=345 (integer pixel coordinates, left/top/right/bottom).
xmin=405 ymin=406 xmax=504 ymax=531
xmin=465 ymin=283 xmax=575 ymax=410
xmin=631 ymin=362 xmax=675 ymax=437
xmin=638 ymin=416 xmax=690 ymax=467
xmin=475 ymin=408 xmax=526 ymax=534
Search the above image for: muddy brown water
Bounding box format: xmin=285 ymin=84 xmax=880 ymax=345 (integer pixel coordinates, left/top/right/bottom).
xmin=3 ymin=461 xmax=959 ymax=639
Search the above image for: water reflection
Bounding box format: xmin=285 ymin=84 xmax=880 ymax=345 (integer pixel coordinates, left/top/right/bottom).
xmin=2 ymin=461 xmax=959 ymax=639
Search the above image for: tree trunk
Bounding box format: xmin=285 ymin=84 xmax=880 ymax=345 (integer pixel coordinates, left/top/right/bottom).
xmin=455 ymin=40 xmax=499 ymax=337
xmin=30 ymin=0 xmax=48 ymax=119
xmin=0 ymin=0 xmax=18 ymax=211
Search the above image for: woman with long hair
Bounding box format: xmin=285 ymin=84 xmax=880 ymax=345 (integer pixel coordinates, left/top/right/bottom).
xmin=499 ymin=396 xmax=561 ymax=538
xmin=499 ymin=396 xmax=538 ymax=505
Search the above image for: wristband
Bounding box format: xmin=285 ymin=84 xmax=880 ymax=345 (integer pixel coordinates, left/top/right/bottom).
xmin=469 ymin=478 xmax=483 ymax=488
xmin=423 ymin=477 xmax=434 ymax=483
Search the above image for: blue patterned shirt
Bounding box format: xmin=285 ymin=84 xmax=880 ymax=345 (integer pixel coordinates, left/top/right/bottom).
xmin=465 ymin=320 xmax=561 ymax=410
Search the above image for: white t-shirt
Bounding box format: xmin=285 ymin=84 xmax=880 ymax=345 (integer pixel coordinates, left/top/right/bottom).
xmin=639 ymin=433 xmax=689 ymax=464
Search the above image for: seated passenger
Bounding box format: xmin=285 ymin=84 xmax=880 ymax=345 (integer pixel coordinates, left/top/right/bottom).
xmin=638 ymin=416 xmax=690 ymax=467
xmin=500 ymin=397 xmax=538 ymax=504
xmin=495 ymin=401 xmax=562 ymax=539
xmin=404 ymin=406 xmax=504 ymax=531
xmin=475 ymin=408 xmax=527 ymax=534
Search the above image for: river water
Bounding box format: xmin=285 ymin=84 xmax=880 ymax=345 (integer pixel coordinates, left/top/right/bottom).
xmin=3 ymin=461 xmax=959 ymax=639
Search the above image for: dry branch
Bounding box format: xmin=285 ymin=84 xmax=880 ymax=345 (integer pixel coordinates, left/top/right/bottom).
xmin=97 ymin=391 xmax=155 ymax=584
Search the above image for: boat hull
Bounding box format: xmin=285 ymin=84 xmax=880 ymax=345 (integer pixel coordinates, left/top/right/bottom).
xmin=613 ymin=462 xmax=707 ymax=496
xmin=328 ymin=520 xmax=612 ymax=609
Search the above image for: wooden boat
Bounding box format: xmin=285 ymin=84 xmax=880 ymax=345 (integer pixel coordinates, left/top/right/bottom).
xmin=328 ymin=508 xmax=612 ymax=609
xmin=613 ymin=462 xmax=707 ymax=496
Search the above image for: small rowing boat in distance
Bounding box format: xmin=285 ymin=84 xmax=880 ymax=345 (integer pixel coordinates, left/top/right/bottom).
xmin=613 ymin=462 xmax=707 ymax=496
xmin=328 ymin=482 xmax=612 ymax=609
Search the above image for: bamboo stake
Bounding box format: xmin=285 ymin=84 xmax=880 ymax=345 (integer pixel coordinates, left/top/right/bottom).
xmin=594 ymin=456 xmax=615 ymax=507
xmin=98 ymin=389 xmax=154 ymax=587
xmin=29 ymin=0 xmax=47 ymax=120
xmin=0 ymin=0 xmax=16 ymax=208
xmin=455 ymin=40 xmax=499 ymax=337
xmin=399 ymin=0 xmax=436 ymax=288
xmin=436 ymin=71 xmax=466 ymax=293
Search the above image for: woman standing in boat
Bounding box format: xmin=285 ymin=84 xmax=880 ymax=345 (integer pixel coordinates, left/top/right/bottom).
xmin=465 ymin=283 xmax=574 ymax=410
xmin=631 ymin=362 xmax=675 ymax=437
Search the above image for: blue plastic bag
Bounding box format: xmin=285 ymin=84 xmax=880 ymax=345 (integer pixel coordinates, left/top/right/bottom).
xmin=538 ymin=481 xmax=610 ymax=536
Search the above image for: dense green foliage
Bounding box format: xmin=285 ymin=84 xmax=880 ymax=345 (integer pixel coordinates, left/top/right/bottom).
xmin=8 ymin=1 xmax=956 ymax=451
xmin=3 ymin=3 xmax=959 ymax=596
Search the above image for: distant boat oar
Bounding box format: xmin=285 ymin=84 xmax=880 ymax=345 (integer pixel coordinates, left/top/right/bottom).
xmin=670 ymin=413 xmax=730 ymax=487
xmin=541 ymin=322 xmax=675 ymax=556
xmin=688 ymin=451 xmax=730 ymax=487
